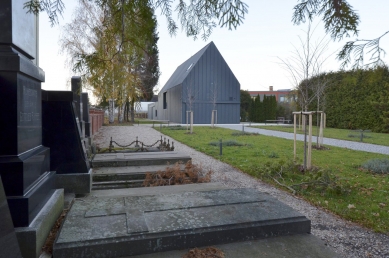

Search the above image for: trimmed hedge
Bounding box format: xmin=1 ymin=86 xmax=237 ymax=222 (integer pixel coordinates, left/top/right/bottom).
xmin=308 ymin=67 xmax=389 ymax=132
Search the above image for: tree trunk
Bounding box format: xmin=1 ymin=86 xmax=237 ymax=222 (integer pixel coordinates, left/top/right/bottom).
xmin=130 ymin=100 xmax=135 ymax=123
xmin=118 ymin=102 xmax=125 ymax=123
xmin=108 ymin=99 xmax=115 ymax=124
xmin=125 ymin=101 xmax=130 ymax=122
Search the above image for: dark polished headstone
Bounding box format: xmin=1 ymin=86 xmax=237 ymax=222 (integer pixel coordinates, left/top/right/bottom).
xmin=0 ymin=0 xmax=37 ymax=60
xmin=82 ymin=93 xmax=91 ymax=137
xmin=71 ymin=77 xmax=82 ymax=119
xmin=0 ymin=176 xmax=22 ymax=258
xmin=0 ymin=0 xmax=56 ymax=227
xmin=42 ymin=90 xmax=90 ymax=174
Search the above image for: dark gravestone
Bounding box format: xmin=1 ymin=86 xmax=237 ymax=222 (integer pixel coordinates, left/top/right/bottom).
xmin=71 ymin=76 xmax=82 ymax=119
xmin=82 ymin=93 xmax=91 ymax=137
xmin=0 ymin=0 xmax=56 ymax=227
xmin=0 ymin=176 xmax=22 ymax=258
xmin=71 ymin=76 xmax=84 ymax=138
xmin=42 ymin=90 xmax=91 ymax=194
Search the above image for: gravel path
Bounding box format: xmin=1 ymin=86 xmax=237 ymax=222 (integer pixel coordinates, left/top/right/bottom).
xmin=93 ymin=125 xmax=389 ymax=258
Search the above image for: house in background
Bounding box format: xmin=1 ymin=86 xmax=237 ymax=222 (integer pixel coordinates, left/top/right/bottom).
xmin=150 ymin=41 xmax=240 ymax=124
xmin=249 ymin=87 xmax=292 ymax=103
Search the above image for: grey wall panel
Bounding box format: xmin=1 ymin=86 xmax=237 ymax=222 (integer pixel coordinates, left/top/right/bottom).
xmin=166 ymin=85 xmax=182 ymax=123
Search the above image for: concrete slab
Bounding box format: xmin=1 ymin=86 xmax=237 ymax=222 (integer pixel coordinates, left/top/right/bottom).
xmin=88 ymin=183 xmax=230 ymax=198
xmin=53 ymin=188 xmax=310 ymax=257
xmin=128 ymin=233 xmax=339 ymax=258
xmin=93 ymin=164 xmax=186 ymax=177
xmin=92 ymin=179 xmax=145 ymax=190
xmin=91 ymin=152 xmax=191 ymax=168
xmin=92 ymin=164 xmax=187 ymax=190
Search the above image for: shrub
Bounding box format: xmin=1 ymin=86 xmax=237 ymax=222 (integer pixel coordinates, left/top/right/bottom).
xmin=361 ymin=158 xmax=389 ymax=174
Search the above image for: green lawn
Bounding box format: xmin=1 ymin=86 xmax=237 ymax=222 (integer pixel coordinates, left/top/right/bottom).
xmin=158 ymin=126 xmax=389 ymax=234
xmin=252 ymin=125 xmax=389 ymax=146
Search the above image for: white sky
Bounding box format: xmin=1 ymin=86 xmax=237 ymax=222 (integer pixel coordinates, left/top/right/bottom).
xmin=39 ymin=0 xmax=389 ymax=102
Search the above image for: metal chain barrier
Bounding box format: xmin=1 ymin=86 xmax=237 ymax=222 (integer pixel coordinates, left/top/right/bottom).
xmin=103 ymin=136 xmax=174 ymax=153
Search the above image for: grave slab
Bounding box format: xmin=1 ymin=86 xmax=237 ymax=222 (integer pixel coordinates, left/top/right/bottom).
xmin=53 ymin=188 xmax=310 ymax=257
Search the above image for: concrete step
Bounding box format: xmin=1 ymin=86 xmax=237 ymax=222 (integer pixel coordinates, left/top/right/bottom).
xmin=88 ymin=183 xmax=230 ymax=198
xmin=91 ymin=152 xmax=191 ymax=168
xmin=92 ymin=180 xmax=145 ymax=190
xmin=92 ymin=164 xmax=186 ymax=182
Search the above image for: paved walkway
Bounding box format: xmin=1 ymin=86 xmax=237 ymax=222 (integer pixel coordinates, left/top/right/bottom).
xmin=215 ymin=124 xmax=389 ymax=155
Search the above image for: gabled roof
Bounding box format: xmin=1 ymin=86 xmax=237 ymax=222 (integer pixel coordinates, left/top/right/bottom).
xmin=159 ymin=41 xmax=214 ymax=93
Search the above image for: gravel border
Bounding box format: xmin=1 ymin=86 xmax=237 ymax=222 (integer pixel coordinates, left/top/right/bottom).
xmin=93 ymin=125 xmax=389 ymax=258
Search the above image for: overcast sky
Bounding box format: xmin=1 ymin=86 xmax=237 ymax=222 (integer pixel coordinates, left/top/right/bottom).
xmin=39 ymin=0 xmax=389 ymax=101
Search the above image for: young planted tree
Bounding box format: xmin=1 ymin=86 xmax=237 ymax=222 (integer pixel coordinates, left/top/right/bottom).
xmin=210 ymin=82 xmax=218 ymax=127
xmin=185 ymin=81 xmax=197 ymax=133
xmin=279 ymin=23 xmax=331 ymax=114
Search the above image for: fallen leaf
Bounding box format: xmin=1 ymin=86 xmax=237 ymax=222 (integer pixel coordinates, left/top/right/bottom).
xmin=348 ymin=204 xmax=356 ymax=209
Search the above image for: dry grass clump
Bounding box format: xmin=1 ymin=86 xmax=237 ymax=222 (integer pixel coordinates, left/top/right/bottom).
xmin=143 ymin=161 xmax=212 ymax=187
xmin=182 ymin=246 xmax=225 ymax=258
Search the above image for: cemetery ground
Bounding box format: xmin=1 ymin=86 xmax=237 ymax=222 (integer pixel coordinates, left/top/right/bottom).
xmin=253 ymin=125 xmax=389 ymax=146
xmin=158 ymin=126 xmax=389 ymax=234
xmin=84 ymin=124 xmax=389 ymax=257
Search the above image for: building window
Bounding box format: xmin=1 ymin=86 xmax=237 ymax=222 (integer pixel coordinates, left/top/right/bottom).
xmin=155 ymin=110 xmax=157 ymax=117
xmin=163 ymin=92 xmax=167 ymax=109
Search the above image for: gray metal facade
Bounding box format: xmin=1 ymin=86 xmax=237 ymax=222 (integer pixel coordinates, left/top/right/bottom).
xmin=153 ymin=41 xmax=240 ymax=124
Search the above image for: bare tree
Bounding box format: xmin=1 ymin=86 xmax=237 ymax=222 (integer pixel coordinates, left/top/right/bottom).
xmin=279 ymin=23 xmax=333 ymax=167
xmin=185 ymin=82 xmax=197 ymax=133
xmin=278 ymin=23 xmax=332 ymax=114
